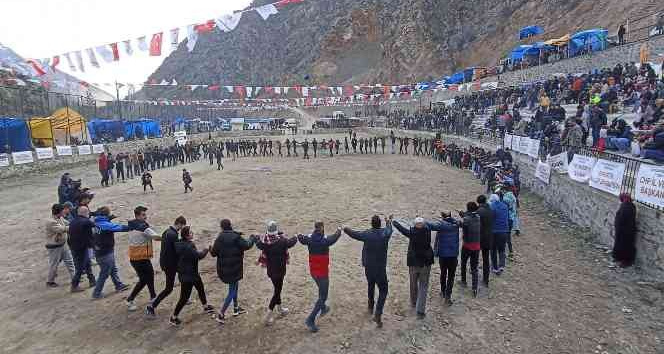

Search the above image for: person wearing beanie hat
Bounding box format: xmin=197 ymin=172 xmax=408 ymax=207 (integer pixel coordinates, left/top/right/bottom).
xmin=392 ymin=216 xmax=435 ymax=319
xmin=343 ymin=214 xmax=393 ymax=328
xmin=253 ymin=220 xmax=298 ymax=326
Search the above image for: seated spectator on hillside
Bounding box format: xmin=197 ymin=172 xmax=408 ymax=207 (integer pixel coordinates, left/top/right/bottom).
xmin=639 ymin=123 xmax=664 ymax=161
xmin=606 ymin=119 xmax=633 ymax=153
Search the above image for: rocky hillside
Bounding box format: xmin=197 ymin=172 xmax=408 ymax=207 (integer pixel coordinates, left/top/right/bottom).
xmin=144 ymin=0 xmax=662 ymax=99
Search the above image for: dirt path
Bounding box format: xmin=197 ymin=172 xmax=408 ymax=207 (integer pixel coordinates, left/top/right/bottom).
xmin=0 ymin=137 xmax=661 ymax=354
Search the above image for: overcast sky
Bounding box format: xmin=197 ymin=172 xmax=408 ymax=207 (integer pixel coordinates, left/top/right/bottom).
xmin=0 ymin=0 xmax=252 ymax=86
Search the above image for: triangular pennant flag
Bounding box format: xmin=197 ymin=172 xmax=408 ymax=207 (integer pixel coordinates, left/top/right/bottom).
xmin=254 ymin=87 xmax=262 ymax=96
xmin=171 ymin=79 xmax=178 ymax=86
xmin=137 ymin=36 xmax=149 ymax=52
xmin=195 ymin=20 xmax=216 ymax=33
xmin=74 ymin=51 xmax=85 ymax=72
xmin=150 ymin=33 xmax=163 ymax=56
xmin=246 ymin=87 xmax=253 ymax=98
xmin=110 ymin=43 xmax=120 ymax=61
xmin=64 ymin=53 xmax=76 ymax=72
xmin=170 ymin=28 xmax=180 ymax=51
xmin=186 ymin=25 xmax=199 ymax=52
xmin=274 ymin=0 xmax=304 ymax=9
xmin=50 ymin=56 xmax=60 ymax=69
xmin=85 ymin=48 xmax=100 ymax=68
xmin=255 ymin=4 xmax=278 ymax=20
xmin=26 ymin=59 xmax=46 ymax=76
xmin=123 ymin=40 xmax=134 ymax=56
xmin=274 ymin=87 xmax=281 ymax=95
xmin=215 ymin=12 xmax=243 ymax=32
xmin=96 ymin=45 xmax=115 ymax=63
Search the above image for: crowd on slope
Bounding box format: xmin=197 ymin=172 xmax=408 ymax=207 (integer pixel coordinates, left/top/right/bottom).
xmin=388 ymin=61 xmax=664 ymax=162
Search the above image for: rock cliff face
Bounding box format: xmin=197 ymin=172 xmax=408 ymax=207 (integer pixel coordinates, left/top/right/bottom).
xmin=144 ymin=0 xmax=660 ymax=99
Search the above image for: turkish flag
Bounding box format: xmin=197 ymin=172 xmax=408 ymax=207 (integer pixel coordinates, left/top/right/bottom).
xmin=110 ymin=43 xmax=120 ymax=61
xmin=195 ymin=20 xmax=216 ymax=33
xmin=149 ymin=32 xmax=163 ymax=56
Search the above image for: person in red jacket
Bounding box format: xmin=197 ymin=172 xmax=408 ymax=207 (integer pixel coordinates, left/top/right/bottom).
xmin=297 ymin=222 xmax=342 ymax=333
xmin=98 ymin=153 xmax=109 ymax=187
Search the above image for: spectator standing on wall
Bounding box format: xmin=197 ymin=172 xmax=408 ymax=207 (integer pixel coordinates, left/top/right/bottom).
xmin=618 ymin=24 xmax=626 ymax=45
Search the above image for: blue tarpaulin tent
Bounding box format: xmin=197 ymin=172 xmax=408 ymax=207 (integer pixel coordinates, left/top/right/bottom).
xmin=519 ymin=25 xmax=545 ymax=40
xmin=568 ymin=29 xmax=608 ymax=57
xmin=510 ymin=45 xmax=533 ymax=62
xmin=445 ymin=71 xmax=465 ymax=85
xmin=0 ymin=118 xmax=32 ymax=152
xmin=124 ymin=119 xmax=162 ymax=140
xmin=87 ymin=119 xmax=125 ymax=143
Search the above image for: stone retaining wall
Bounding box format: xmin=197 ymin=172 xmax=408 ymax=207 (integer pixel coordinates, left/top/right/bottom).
xmin=368 ymin=128 xmax=664 ymax=279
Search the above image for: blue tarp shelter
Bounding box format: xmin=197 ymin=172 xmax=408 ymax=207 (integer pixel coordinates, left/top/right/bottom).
xmin=568 ymin=29 xmax=608 ymax=57
xmin=510 ymin=45 xmax=533 ymax=62
xmin=124 ymin=119 xmax=162 ymax=140
xmin=519 ymin=25 xmax=545 ymax=40
xmin=0 ymin=118 xmax=32 ymax=153
xmin=445 ymin=71 xmax=465 ymax=85
xmin=87 ymin=119 xmax=125 ymax=143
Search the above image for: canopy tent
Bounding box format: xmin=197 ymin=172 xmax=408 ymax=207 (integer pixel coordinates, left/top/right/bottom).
xmin=87 ymin=119 xmax=125 ymax=143
xmin=519 ymin=25 xmax=544 ymax=40
xmin=0 ymin=118 xmax=32 ymax=153
xmin=445 ymin=71 xmax=466 ymax=85
xmin=510 ymin=42 xmax=555 ymax=62
xmin=124 ymin=119 xmax=162 ymax=140
xmin=28 ymin=108 xmax=88 ymax=147
xmin=544 ymin=34 xmax=570 ymax=46
xmin=569 ymin=29 xmax=608 ymax=57
xmin=510 ymin=45 xmax=533 ymax=62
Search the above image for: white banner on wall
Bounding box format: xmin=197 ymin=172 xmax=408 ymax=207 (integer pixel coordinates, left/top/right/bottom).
xmin=0 ymin=153 xmax=9 ymax=167
xmin=512 ymin=136 xmax=521 ymax=153
xmin=36 ymin=147 xmax=54 ymax=160
xmin=77 ymin=145 xmax=92 ymax=155
xmin=12 ymin=151 xmax=34 ymax=165
xmin=504 ymin=134 xmax=513 ymax=150
xmin=548 ymin=152 xmax=569 ymax=174
xmin=527 ymin=139 xmax=540 ymax=158
xmin=535 ymin=161 xmax=552 ymax=184
xmin=589 ymin=159 xmax=626 ymax=196
xmin=56 ymin=146 xmax=73 ymax=156
xmin=92 ymin=144 xmax=105 ymax=154
xmin=568 ymin=155 xmax=597 ymax=183
xmin=519 ymin=137 xmax=530 ymax=155
xmin=635 ymin=164 xmax=664 ymax=208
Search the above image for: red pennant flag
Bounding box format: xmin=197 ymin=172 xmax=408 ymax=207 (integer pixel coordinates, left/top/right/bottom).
xmin=208 ymin=85 xmax=220 ymax=91
xmin=110 ymin=43 xmax=120 ymax=61
xmin=149 ymin=33 xmax=163 ymax=56
xmin=275 ymin=0 xmax=304 ymax=8
xmin=234 ymin=86 xmax=246 ymax=98
xmin=195 ymin=20 xmax=216 ymax=33
xmin=51 ymin=56 xmax=60 ymax=69
xmin=343 ymin=85 xmax=354 ymax=96
xmin=79 ymin=81 xmax=90 ymax=88
xmin=27 ymin=59 xmax=47 ymax=76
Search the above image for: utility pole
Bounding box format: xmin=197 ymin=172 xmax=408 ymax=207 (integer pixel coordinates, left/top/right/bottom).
xmin=115 ymin=81 xmax=123 ymax=120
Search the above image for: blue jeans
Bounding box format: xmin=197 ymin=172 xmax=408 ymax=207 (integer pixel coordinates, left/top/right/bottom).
xmin=591 ymin=127 xmax=601 ymax=147
xmin=71 ymin=248 xmax=95 ymax=288
xmin=221 ymin=282 xmax=239 ymax=314
xmin=307 ymin=276 xmax=329 ymax=324
xmin=607 ymin=138 xmax=631 ymax=153
xmin=93 ymin=251 xmax=124 ymax=298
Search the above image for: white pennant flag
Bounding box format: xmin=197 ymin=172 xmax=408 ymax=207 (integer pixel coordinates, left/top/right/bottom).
xmin=302 ymin=86 xmax=309 ymax=97
xmin=254 ymin=87 xmax=262 ymax=96
xmin=186 ymin=25 xmax=199 ymax=52
xmin=74 ymin=51 xmax=85 ymax=72
xmin=123 ymin=40 xmax=134 ymax=56
xmin=137 ymin=36 xmax=149 ymax=52
xmin=246 ymin=87 xmax=253 ymax=98
xmin=96 ymin=45 xmax=115 ymax=63
xmin=274 ymin=87 xmax=282 ymax=95
xmin=85 ymin=48 xmax=100 ymax=68
xmin=170 ymin=28 xmax=180 ymax=51
xmin=64 ymin=53 xmax=76 ymax=72
xmin=171 ymin=79 xmax=178 ymax=86
xmin=215 ymin=12 xmax=243 ymax=32
xmin=255 ymin=4 xmax=278 ymax=20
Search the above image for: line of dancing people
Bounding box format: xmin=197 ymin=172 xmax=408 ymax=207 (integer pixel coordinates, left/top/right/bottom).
xmin=45 ymin=184 xmax=520 ymax=332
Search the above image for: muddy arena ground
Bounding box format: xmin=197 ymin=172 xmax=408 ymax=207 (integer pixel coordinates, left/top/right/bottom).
xmin=0 ymin=133 xmax=662 ymax=354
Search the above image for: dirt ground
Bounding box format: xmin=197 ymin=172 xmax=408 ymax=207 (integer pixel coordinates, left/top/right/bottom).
xmin=0 ymin=133 xmax=662 ymax=354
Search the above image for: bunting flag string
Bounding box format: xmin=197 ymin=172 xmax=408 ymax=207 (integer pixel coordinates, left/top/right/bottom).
xmin=25 ymin=0 xmax=304 ymax=76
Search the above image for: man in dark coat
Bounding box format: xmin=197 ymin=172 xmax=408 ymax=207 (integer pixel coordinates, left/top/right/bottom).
xmin=148 ymin=216 xmax=187 ymax=316
xmin=343 ymin=215 xmax=393 ymax=328
xmin=68 ymin=206 xmax=96 ymax=292
xmin=210 ymin=219 xmax=255 ymax=324
xmin=476 ymin=195 xmax=494 ymax=287
xmin=613 ymin=193 xmax=637 ymax=267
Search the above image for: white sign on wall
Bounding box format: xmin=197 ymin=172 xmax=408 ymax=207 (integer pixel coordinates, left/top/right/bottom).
xmin=0 ymin=153 xmax=9 ymax=167
xmin=535 ymin=161 xmax=551 ymax=184
xmin=12 ymin=151 xmax=34 ymax=165
xmin=36 ymin=147 xmax=54 ymax=160
xmin=504 ymin=134 xmax=513 ymax=150
xmin=77 ymin=145 xmax=92 ymax=155
xmin=589 ymin=159 xmax=626 ymax=196
xmin=527 ymin=139 xmax=540 ymax=158
xmin=56 ymin=146 xmax=73 ymax=156
xmin=92 ymin=144 xmax=105 ymax=154
xmin=519 ymin=137 xmax=530 ymax=154
xmin=568 ymin=155 xmax=597 ymax=183
xmin=548 ymin=152 xmax=569 ymax=174
xmin=635 ymin=164 xmax=664 ymax=208
xmin=512 ymin=136 xmax=521 ymax=153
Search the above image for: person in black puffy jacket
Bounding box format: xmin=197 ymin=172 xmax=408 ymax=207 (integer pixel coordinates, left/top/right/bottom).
xmin=169 ymin=226 xmax=214 ymax=326
xmin=148 ymin=216 xmax=187 ymax=316
xmin=210 ymin=219 xmax=254 ymax=324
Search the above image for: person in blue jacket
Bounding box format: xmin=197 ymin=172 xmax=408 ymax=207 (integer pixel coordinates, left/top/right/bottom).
xmin=489 ymin=192 xmax=510 ymax=275
xmin=428 ymin=212 xmax=461 ymax=305
xmin=343 ymin=214 xmax=393 ymax=328
xmin=92 ymin=206 xmax=130 ymax=299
